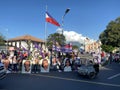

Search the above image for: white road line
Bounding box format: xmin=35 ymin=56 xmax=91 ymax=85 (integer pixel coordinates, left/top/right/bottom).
xmin=31 ymin=74 xmax=120 ymax=87
xmin=107 ymin=73 xmax=120 ymax=79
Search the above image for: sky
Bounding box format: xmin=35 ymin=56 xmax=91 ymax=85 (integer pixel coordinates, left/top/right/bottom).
xmin=0 ymin=0 xmax=120 ymax=42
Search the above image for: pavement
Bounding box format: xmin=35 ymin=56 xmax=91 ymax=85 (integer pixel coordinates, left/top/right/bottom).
xmin=0 ymin=62 xmax=120 ymax=90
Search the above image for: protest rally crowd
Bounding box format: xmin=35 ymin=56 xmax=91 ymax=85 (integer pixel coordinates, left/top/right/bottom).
xmin=0 ymin=48 xmax=120 ymax=74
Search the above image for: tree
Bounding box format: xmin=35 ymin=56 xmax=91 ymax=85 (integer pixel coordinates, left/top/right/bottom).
xmin=99 ymin=17 xmax=120 ymax=52
xmin=101 ymin=45 xmax=114 ymax=53
xmin=46 ymin=33 xmax=66 ymax=50
xmin=0 ymin=32 xmax=5 ymax=45
xmin=72 ymin=45 xmax=79 ymax=50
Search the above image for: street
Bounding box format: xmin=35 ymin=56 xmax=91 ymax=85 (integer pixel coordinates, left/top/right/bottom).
xmin=0 ymin=62 xmax=120 ymax=90
xmin=1 ymin=1 xmax=120 ymax=90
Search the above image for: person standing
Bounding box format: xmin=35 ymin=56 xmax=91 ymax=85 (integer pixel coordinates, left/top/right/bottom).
xmin=12 ymin=56 xmax=18 ymax=72
xmin=108 ymin=52 xmax=113 ymax=64
xmin=32 ymin=57 xmax=39 ymax=73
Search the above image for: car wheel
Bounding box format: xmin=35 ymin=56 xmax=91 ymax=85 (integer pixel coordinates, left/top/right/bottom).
xmin=88 ymin=72 xmax=96 ymax=79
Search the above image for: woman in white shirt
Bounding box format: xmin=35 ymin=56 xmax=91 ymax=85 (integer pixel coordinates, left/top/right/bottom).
xmin=64 ymin=59 xmax=72 ymax=72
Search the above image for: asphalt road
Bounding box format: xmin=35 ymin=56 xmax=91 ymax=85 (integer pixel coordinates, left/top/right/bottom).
xmin=0 ymin=62 xmax=120 ymax=90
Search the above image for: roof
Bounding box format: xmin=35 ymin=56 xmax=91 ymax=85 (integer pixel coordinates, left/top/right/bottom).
xmin=8 ymin=35 xmax=44 ymax=43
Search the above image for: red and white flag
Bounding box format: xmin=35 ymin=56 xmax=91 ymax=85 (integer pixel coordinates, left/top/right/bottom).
xmin=46 ymin=12 xmax=60 ymax=27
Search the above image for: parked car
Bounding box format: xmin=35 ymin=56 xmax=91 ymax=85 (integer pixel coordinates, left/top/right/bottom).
xmin=0 ymin=62 xmax=7 ymax=80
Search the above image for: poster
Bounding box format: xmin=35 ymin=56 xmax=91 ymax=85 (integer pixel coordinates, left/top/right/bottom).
xmin=22 ymin=60 xmax=32 ymax=73
xmin=40 ymin=58 xmax=50 ymax=73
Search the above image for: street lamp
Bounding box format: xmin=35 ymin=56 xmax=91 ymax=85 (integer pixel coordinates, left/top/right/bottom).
xmin=62 ymin=8 xmax=70 ymax=35
xmin=61 ymin=8 xmax=70 ymax=57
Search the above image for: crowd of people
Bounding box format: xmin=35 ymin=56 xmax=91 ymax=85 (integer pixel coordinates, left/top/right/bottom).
xmin=0 ymin=49 xmax=119 ymax=74
xmin=99 ymin=51 xmax=120 ymax=64
xmin=0 ymin=49 xmax=82 ymax=73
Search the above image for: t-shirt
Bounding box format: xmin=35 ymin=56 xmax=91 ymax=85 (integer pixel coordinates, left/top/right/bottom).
xmin=64 ymin=66 xmax=72 ymax=72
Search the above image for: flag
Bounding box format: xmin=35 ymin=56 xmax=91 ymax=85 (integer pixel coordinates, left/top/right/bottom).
xmin=34 ymin=42 xmax=39 ymax=49
xmin=63 ymin=43 xmax=73 ymax=53
xmin=46 ymin=12 xmax=60 ymax=27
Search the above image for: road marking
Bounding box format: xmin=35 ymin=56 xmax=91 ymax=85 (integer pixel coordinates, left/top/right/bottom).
xmin=107 ymin=73 xmax=120 ymax=79
xmin=99 ymin=66 xmax=112 ymax=70
xmin=31 ymin=74 xmax=120 ymax=87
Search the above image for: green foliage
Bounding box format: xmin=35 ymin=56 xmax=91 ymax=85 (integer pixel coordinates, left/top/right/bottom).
xmin=101 ymin=45 xmax=115 ymax=53
xmin=0 ymin=32 xmax=5 ymax=45
xmin=46 ymin=33 xmax=66 ymax=49
xmin=99 ymin=17 xmax=120 ymax=51
xmin=72 ymin=45 xmax=79 ymax=50
xmin=26 ymin=55 xmax=33 ymax=60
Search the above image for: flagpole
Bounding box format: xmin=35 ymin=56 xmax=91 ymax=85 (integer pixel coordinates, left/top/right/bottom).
xmin=45 ymin=5 xmax=48 ymax=50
